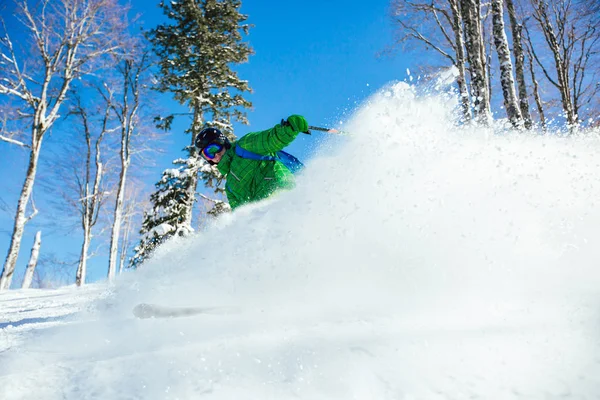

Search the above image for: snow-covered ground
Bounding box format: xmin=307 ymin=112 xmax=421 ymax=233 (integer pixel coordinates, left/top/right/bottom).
xmin=2 ymin=82 xmax=600 ymax=399
xmin=0 ymin=284 xmax=108 ymax=353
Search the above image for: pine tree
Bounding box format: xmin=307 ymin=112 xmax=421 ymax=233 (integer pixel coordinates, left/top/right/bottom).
xmin=130 ymin=154 xmax=204 ymax=268
xmin=147 ymin=0 xmax=252 ymax=219
xmin=132 ymin=0 xmax=253 ymax=268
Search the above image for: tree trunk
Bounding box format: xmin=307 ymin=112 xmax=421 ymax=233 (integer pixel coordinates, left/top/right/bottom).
xmin=0 ymin=0 xmax=127 ymax=290
xmin=76 ymin=217 xmax=90 ymax=286
xmin=479 ymin=3 xmax=492 ymax=111
xmin=75 ymin=110 xmax=104 ymax=286
xmin=107 ymin=161 xmax=128 ymax=281
xmin=486 ymin=36 xmax=493 ymax=107
xmin=0 ymin=132 xmax=42 ymax=290
xmin=449 ymin=0 xmax=472 ymax=122
xmin=107 ymin=113 xmax=128 ymax=282
xmin=505 ymin=0 xmax=532 ymax=128
xmin=460 ymin=0 xmax=491 ymax=123
xmin=21 ymin=231 xmax=42 ymax=289
xmin=183 ymin=102 xmax=202 ymax=229
xmin=526 ymin=45 xmax=546 ymax=130
xmin=108 ymin=59 xmax=140 ymax=281
xmin=77 ymin=117 xmax=92 ymax=287
xmin=532 ymin=0 xmax=576 ymax=125
xmin=118 ymin=207 xmax=132 ymax=275
xmin=118 ymin=224 xmax=128 ymax=275
xmin=491 ymin=0 xmax=523 ymax=127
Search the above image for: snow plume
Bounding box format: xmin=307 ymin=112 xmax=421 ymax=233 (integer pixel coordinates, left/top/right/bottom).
xmin=138 ymin=80 xmax=600 ymax=325
xmin=3 ymin=79 xmax=600 ymax=399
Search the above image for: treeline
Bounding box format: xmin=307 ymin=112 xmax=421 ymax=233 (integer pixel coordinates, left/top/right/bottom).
xmin=391 ymin=0 xmax=600 ymax=128
xmin=0 ymin=0 xmax=252 ymax=289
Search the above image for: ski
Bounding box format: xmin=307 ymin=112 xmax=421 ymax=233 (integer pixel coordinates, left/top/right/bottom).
xmin=132 ymin=303 xmax=238 ymax=319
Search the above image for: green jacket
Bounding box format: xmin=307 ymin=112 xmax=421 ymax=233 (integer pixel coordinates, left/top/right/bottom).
xmin=217 ymin=122 xmax=302 ymax=209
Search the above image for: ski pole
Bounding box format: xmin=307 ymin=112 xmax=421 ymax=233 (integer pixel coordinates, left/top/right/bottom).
xmin=308 ymin=125 xmax=349 ymax=135
xmin=281 ymin=119 xmax=349 ymax=135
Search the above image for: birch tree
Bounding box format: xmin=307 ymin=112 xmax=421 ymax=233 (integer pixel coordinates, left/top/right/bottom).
xmin=105 ymin=53 xmax=151 ymax=281
xmin=118 ymin=195 xmax=140 ymax=275
xmin=528 ymin=0 xmax=600 ymax=125
xmin=524 ymin=39 xmax=547 ymax=129
xmin=480 ymin=2 xmax=493 ymax=104
xmin=461 ymin=0 xmax=491 ymax=122
xmin=505 ymin=0 xmax=532 ymax=128
xmin=70 ymin=93 xmax=111 ymax=286
xmin=0 ymin=0 xmax=126 ymax=290
xmin=21 ymin=230 xmax=41 ymax=289
xmin=448 ymin=0 xmax=472 ymax=121
xmin=521 ymin=18 xmax=548 ymax=128
xmin=391 ymin=0 xmax=472 ymax=121
xmin=491 ymin=0 xmax=523 ymax=126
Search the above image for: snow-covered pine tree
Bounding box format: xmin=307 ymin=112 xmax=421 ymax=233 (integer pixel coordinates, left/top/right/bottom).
xmin=130 ymin=154 xmax=205 ymax=268
xmin=133 ymin=0 xmax=252 ymax=268
xmin=147 ymin=0 xmax=252 ymax=221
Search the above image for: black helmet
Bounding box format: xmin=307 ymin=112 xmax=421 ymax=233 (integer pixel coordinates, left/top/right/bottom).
xmin=195 ymin=127 xmax=231 ymax=150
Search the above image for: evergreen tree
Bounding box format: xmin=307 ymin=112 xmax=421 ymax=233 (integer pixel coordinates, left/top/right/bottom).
xmin=147 ymin=0 xmax=252 ymax=218
xmin=130 ymin=154 xmax=202 ymax=268
xmin=132 ymin=0 xmax=252 ymax=267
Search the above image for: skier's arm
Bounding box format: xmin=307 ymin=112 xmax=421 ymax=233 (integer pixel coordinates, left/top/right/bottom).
xmin=238 ymin=115 xmax=308 ymax=155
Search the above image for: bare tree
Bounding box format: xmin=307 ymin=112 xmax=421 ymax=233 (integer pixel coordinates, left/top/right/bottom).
xmin=0 ymin=0 xmax=127 ymax=290
xmin=118 ymin=188 xmax=145 ymax=275
xmin=505 ymin=0 xmax=533 ymax=128
xmin=449 ymin=0 xmax=473 ymax=121
xmin=70 ymin=93 xmax=112 ymax=286
xmin=480 ymin=1 xmax=494 ymax=105
xmin=525 ymin=39 xmax=547 ymax=129
xmin=461 ymin=0 xmax=492 ymax=122
xmin=391 ymin=0 xmax=472 ymax=121
xmin=118 ymin=201 xmax=134 ymax=276
xmin=21 ymin=230 xmax=41 ymax=289
xmin=104 ymin=52 xmax=153 ymax=281
xmin=491 ymin=0 xmax=523 ymax=126
xmin=528 ymin=0 xmax=600 ymax=126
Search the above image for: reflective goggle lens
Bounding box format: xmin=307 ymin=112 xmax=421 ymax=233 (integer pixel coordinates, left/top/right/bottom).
xmin=202 ymin=143 xmax=223 ymax=159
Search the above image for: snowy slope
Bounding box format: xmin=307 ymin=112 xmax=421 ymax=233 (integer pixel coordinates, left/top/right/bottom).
xmin=2 ymin=81 xmax=600 ymax=399
xmin=0 ymin=284 xmax=108 ymax=353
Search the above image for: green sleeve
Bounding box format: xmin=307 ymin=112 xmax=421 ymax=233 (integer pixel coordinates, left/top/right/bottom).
xmin=237 ymin=122 xmax=300 ymax=155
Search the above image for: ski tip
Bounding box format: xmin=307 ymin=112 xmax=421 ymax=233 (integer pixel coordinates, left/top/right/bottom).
xmin=132 ymin=303 xmax=155 ymax=319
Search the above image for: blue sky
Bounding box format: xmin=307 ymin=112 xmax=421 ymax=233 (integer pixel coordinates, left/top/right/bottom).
xmin=0 ymin=0 xmax=411 ymax=286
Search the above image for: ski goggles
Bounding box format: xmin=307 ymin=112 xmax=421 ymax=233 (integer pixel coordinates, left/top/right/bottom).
xmin=201 ymin=143 xmax=223 ymax=160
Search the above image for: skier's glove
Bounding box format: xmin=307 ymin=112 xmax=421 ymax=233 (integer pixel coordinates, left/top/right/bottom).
xmin=285 ymin=115 xmax=310 ymax=134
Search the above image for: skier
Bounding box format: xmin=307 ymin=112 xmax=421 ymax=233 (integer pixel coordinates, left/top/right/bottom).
xmin=194 ymin=115 xmax=310 ymax=210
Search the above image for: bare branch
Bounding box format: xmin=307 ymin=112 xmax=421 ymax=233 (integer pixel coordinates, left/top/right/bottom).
xmin=523 ymin=21 xmax=562 ymax=89
xmin=0 ymin=23 xmax=38 ymax=105
xmin=432 ymin=8 xmax=457 ymax=51
xmin=0 ymin=134 xmax=28 ymax=148
xmin=1 ymin=0 xmax=131 ymax=290
xmin=400 ymin=21 xmax=457 ymax=64
xmin=26 ymin=193 xmax=38 ymax=222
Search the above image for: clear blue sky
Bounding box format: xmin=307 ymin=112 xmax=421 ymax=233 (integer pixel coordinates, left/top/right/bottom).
xmin=0 ymin=0 xmax=411 ymax=286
